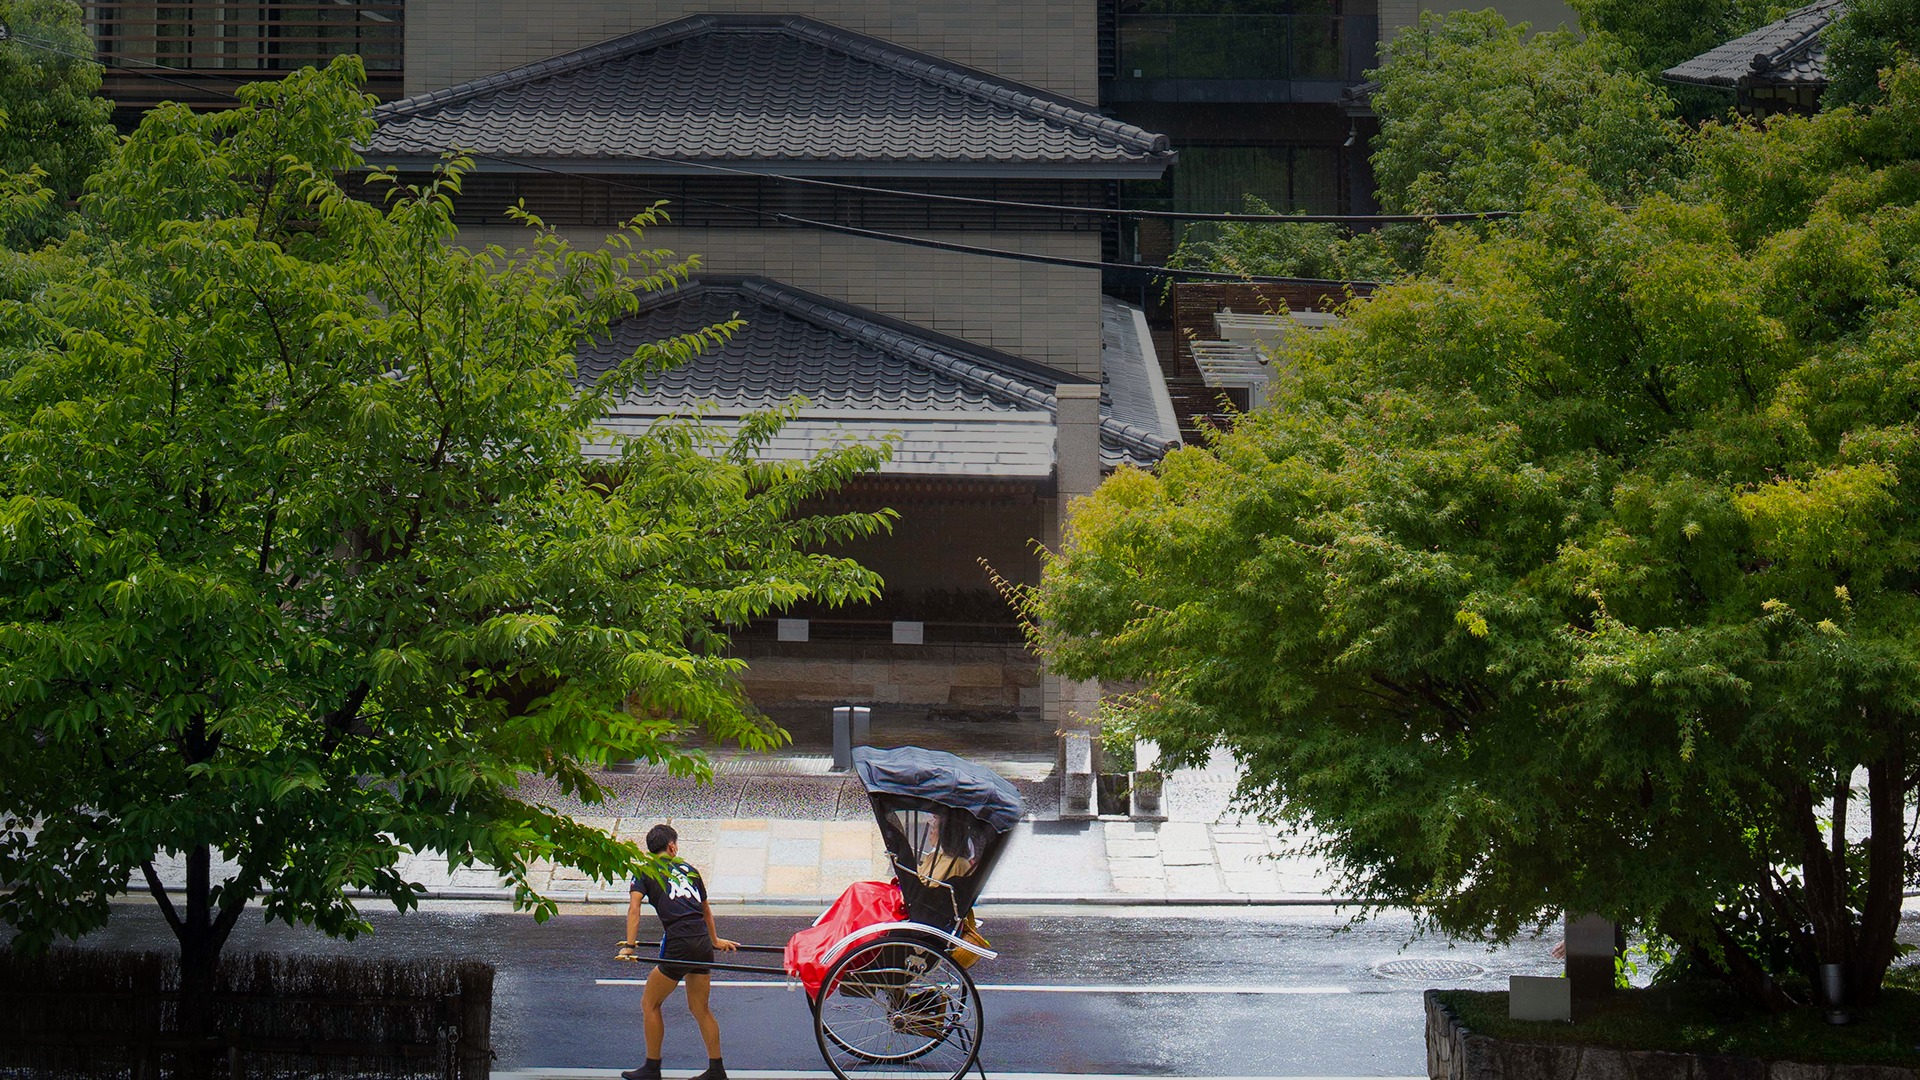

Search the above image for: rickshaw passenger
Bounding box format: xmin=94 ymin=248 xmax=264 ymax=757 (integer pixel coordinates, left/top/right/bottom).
xmin=913 ymin=811 xmax=983 ymax=883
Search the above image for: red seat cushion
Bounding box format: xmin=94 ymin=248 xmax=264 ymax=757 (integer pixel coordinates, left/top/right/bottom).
xmin=785 ymin=880 xmax=907 ymax=998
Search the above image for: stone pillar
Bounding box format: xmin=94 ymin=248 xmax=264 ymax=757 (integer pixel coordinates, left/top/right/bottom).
xmin=1050 ymin=383 xmax=1104 ymax=817
xmin=1054 ymin=383 xmax=1103 ymax=505
xmin=1564 ymin=912 xmax=1620 ymax=1011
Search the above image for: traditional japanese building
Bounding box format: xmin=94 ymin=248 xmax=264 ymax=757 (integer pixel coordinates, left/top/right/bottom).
xmin=74 ymin=0 xmax=1566 ymax=740
xmin=1661 ymin=0 xmax=1843 ymax=118
xmin=353 ymin=11 xmax=1183 ymax=727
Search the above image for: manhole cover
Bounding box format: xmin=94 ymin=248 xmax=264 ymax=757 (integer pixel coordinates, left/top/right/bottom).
xmin=1372 ymin=958 xmax=1487 ymax=981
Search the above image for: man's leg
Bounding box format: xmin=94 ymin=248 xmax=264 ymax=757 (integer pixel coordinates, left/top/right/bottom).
xmin=623 ymin=969 xmax=678 ymax=1080
xmin=685 ymin=973 xmax=726 ymax=1080
xmin=644 ymin=969 xmax=678 ymax=1058
xmin=685 ymin=973 xmax=722 ymax=1058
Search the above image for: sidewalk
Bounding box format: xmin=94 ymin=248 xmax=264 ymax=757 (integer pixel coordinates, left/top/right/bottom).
xmin=132 ymin=752 xmax=1351 ymax=907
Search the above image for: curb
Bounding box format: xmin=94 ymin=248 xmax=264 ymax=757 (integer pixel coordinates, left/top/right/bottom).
xmin=124 ymin=884 xmax=1920 ymax=909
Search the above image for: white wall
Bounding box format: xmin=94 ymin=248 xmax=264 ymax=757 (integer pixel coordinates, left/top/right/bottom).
xmin=406 ymin=0 xmax=1097 ymax=100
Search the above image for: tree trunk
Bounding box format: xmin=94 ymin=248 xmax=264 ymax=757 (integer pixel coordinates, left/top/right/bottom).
xmin=172 ymin=843 xmax=223 ymax=1080
xmin=162 ymin=841 xmax=251 ymax=1079
xmin=1782 ymin=733 xmax=1910 ymax=1007
xmin=1786 ymin=778 xmax=1852 ymax=971
xmin=1849 ymin=737 xmax=1909 ymax=1005
xmin=1704 ymin=928 xmax=1800 ymax=1011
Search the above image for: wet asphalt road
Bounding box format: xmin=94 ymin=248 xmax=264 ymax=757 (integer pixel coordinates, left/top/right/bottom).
xmin=68 ymin=902 xmax=1592 ymax=1076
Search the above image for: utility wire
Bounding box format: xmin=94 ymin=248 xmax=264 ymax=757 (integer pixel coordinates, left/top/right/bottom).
xmin=14 ymin=31 xmax=1391 ymax=285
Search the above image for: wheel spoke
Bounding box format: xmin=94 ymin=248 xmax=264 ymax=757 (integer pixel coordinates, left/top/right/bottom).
xmin=815 ymin=937 xmax=984 ymax=1080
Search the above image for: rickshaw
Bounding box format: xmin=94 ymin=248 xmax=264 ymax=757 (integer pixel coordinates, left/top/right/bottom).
xmin=618 ymin=745 xmax=1025 ymax=1080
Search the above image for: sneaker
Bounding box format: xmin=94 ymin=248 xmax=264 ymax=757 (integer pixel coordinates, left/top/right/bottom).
xmin=622 ymin=1067 xmax=662 ymax=1080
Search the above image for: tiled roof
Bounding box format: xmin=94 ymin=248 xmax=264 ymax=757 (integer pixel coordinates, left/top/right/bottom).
xmin=1662 ymin=1 xmax=1843 ymax=89
xmin=1340 ymin=80 xmax=1379 ymax=117
xmin=583 ymin=284 xmax=1018 ymax=415
xmin=578 ymin=277 xmax=1178 ymax=473
xmin=367 ymin=15 xmax=1174 ymax=178
xmin=1100 ymin=297 xmax=1181 ymax=465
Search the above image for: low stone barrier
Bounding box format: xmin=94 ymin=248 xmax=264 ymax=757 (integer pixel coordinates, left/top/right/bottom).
xmin=1425 ymin=989 xmax=1919 ymax=1080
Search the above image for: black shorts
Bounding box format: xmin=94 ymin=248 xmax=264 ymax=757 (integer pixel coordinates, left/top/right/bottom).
xmin=657 ymin=934 xmax=714 ymax=981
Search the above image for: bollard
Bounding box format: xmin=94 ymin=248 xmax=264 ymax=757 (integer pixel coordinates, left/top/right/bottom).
xmin=1060 ymin=731 xmax=1095 ymax=819
xmin=1820 ymin=963 xmax=1850 ymax=1025
xmin=831 ymin=706 xmax=870 ymax=771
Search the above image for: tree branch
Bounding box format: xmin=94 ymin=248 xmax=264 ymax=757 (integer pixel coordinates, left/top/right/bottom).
xmin=319 ymin=683 xmax=371 ymax=757
xmin=207 ymin=863 xmax=261 ymax=955
xmin=140 ymin=860 xmax=184 ymax=936
xmin=257 ymin=497 xmax=278 ymax=577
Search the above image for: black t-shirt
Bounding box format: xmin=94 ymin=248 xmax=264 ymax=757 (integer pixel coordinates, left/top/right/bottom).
xmin=633 ymin=859 xmax=708 ymax=939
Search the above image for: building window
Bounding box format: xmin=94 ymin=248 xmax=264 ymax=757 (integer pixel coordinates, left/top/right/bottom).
xmin=1124 ymin=144 xmax=1341 ymax=216
xmin=1118 ymin=144 xmax=1342 ymax=266
xmin=85 ymin=2 xmax=405 ymax=109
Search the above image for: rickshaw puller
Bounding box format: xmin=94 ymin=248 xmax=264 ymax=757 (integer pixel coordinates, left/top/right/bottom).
xmin=618 ymin=824 xmax=739 ymax=1080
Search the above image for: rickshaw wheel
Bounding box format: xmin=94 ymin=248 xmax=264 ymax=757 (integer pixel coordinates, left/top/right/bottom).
xmin=813 ymin=933 xmax=982 ymax=1080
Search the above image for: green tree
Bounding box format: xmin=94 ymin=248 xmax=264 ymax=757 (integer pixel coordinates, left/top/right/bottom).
xmin=1822 ymin=0 xmax=1920 ymax=109
xmin=1168 ymin=197 xmax=1407 ymax=284
xmin=0 ymin=0 xmax=115 ymax=245
xmin=1032 ymin=65 xmax=1920 ymax=1009
xmin=1571 ymin=0 xmax=1778 ymax=74
xmin=1369 ymin=10 xmax=1684 ymax=215
xmin=0 ymin=58 xmax=891 ymax=1003
xmin=1176 ymin=12 xmax=1685 ymax=285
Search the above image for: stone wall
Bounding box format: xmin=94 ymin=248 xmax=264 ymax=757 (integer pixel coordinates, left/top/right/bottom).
xmin=733 ymin=641 xmax=1042 ymax=710
xmin=1425 ymin=991 xmax=1920 ymax=1080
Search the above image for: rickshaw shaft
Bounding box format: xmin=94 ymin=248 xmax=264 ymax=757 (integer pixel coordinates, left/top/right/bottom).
xmin=629 ymin=939 xmax=786 ymax=954
xmin=619 ymin=955 xmax=792 ymax=977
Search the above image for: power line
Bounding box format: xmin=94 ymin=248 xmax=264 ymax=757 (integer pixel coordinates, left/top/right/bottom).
xmin=14 ymin=32 xmax=1388 ymax=285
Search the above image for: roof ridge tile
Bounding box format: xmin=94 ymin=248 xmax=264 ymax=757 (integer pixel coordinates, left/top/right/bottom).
xmin=1662 ymin=0 xmax=1843 ymax=87
xmin=773 ymin=16 xmax=1169 ymax=156
xmin=736 ymin=277 xmax=1057 ymax=415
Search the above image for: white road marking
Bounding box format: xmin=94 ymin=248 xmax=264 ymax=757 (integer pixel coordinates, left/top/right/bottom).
xmin=499 ymin=1060 xmax=1428 ymax=1068
xmin=593 ymin=979 xmax=1350 ymax=995
xmin=968 ymin=983 xmax=1352 ymax=995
